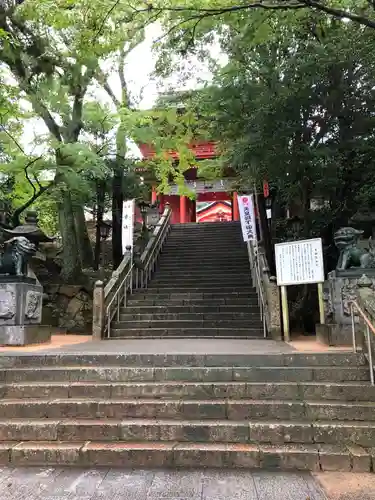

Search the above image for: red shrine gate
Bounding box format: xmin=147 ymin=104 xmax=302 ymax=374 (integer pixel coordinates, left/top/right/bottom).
xmin=137 ymin=141 xmax=240 ymax=224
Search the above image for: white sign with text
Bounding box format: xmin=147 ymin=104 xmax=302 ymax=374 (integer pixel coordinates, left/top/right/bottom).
xmin=238 ymin=194 xmax=257 ymax=242
xmin=122 ymin=199 xmax=135 ymax=253
xmin=275 ymin=238 xmax=324 ymax=286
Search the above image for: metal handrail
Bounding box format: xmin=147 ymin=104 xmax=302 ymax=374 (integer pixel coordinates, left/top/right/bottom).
xmin=246 ymin=241 xmax=267 ymax=338
xmin=105 ymin=205 xmax=172 ymax=338
xmin=350 ymin=299 xmax=375 ymax=385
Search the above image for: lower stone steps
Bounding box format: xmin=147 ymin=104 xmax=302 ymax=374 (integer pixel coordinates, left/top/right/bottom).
xmin=0 ymin=441 xmax=370 ymax=471
xmin=1 ymin=418 xmax=375 ymax=448
xmin=0 ymin=350 xmax=372 ymax=471
xmin=3 ymin=381 xmax=375 ymax=401
xmin=2 ymin=365 xmax=369 ymax=383
xmin=111 ymin=320 xmax=261 ymax=329
xmin=1 ymin=398 xmax=375 ymax=420
xmin=110 ymin=328 xmax=263 ymax=338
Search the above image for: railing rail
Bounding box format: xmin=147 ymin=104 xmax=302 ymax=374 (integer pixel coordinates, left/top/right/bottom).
xmin=350 ymin=299 xmax=375 ymax=385
xmin=246 ymin=241 xmax=267 ymax=338
xmin=92 ymin=204 xmax=172 ymax=339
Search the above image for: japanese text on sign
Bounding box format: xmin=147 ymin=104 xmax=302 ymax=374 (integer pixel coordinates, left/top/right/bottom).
xmin=275 ymin=238 xmax=324 ymax=286
xmin=122 ymin=199 xmax=134 ymax=253
xmin=238 ymin=195 xmax=257 ymax=242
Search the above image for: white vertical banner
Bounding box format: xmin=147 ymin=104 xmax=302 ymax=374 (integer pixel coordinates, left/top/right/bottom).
xmin=238 ymin=194 xmax=257 ymax=242
xmin=122 ymin=199 xmax=135 ymax=253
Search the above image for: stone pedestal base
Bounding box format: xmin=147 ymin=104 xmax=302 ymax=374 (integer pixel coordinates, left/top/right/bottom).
xmin=316 ymin=324 xmax=332 ymax=345
xmin=0 ymin=325 xmax=51 ymax=346
xmin=324 ymin=271 xmax=375 ymax=346
xmin=316 ymin=323 xmax=363 ymax=347
xmin=0 ymin=277 xmax=47 ymax=346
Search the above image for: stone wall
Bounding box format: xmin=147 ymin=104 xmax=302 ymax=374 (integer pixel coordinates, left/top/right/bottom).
xmin=42 ymin=284 xmax=93 ymax=333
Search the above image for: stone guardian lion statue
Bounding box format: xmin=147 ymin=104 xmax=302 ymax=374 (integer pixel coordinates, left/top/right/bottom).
xmin=334 ymin=227 xmax=375 ymax=270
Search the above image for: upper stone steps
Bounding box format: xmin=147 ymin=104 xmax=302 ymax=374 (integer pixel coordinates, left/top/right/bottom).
xmin=125 ymin=298 xmax=259 ymax=307
xmin=143 ymin=285 xmax=255 ymax=292
xmin=123 ymin=305 xmax=262 ymax=314
xmin=118 ymin=312 xmax=259 ymax=321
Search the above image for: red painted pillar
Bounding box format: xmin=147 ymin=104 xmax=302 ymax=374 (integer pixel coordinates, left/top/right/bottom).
xmin=180 ymin=195 xmax=187 ymax=224
xmin=151 ymin=186 xmax=157 ymax=204
xmin=233 ymin=192 xmax=240 ymax=221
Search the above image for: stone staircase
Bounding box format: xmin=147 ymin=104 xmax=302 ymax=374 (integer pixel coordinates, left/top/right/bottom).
xmin=111 ymin=222 xmax=263 ymax=338
xmin=0 ymin=351 xmax=374 ymax=470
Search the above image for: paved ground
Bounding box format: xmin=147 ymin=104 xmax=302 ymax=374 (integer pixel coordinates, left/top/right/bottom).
xmin=0 ymin=467 xmax=327 ymax=499
xmin=0 ymin=338 xmax=296 ymax=355
xmin=314 ymin=472 xmax=375 ymax=500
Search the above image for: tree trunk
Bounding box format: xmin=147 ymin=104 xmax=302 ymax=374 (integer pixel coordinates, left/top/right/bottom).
xmin=73 ymin=203 xmax=94 ymax=269
xmin=94 ymin=181 xmax=105 ymax=271
xmin=58 ymin=190 xmax=81 ymax=282
xmin=112 ymin=165 xmax=124 ymax=269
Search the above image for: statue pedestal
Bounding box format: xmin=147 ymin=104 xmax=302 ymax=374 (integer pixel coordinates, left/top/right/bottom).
xmin=324 ymin=271 xmax=375 ymax=346
xmin=0 ymin=276 xmax=50 ymax=346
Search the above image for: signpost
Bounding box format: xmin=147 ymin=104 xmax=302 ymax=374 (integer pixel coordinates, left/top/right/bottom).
xmin=122 ymin=199 xmax=135 ymax=254
xmin=275 ymin=238 xmax=325 ymax=341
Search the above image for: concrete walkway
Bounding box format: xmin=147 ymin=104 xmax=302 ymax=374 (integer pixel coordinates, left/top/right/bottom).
xmin=0 ymin=468 xmax=327 ymax=499
xmin=0 ymin=337 xmax=296 ymax=356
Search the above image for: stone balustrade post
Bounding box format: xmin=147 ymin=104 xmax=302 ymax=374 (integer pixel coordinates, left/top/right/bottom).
xmin=92 ymin=280 xmax=105 ymax=340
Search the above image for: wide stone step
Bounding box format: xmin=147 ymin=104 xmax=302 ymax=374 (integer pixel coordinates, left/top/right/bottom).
xmin=156 ymin=264 xmax=247 ymax=271
xmin=5 ymin=365 xmax=366 ymax=383
xmin=112 ymin=320 xmax=260 ymax=329
xmin=146 ymin=284 xmax=253 ymax=291
xmin=0 ymin=440 xmax=367 ymax=470
xmin=152 ymin=273 xmax=250 ymax=280
xmin=150 ymin=280 xmax=251 ymax=287
xmin=1 ymin=398 xmax=375 ymax=421
xmin=123 ymin=305 xmax=262 ymax=314
xmin=156 ymin=263 xmax=248 ymax=270
xmin=161 ymin=250 xmax=247 ymax=257
xmin=159 ymin=257 xmax=248 ymax=263
xmin=0 ymin=352 xmax=364 ymax=368
xmin=110 ymin=328 xmax=263 ymax=338
xmin=127 ymin=298 xmax=259 ymax=306
xmin=0 ymin=418 xmax=374 ymax=450
xmin=154 ymin=271 xmax=246 ymax=278
xmin=129 ymin=294 xmax=258 ymax=302
xmin=119 ymin=312 xmax=258 ymax=321
xmin=143 ymin=286 xmax=256 ymax=293
xmin=3 ymin=381 xmax=375 ymax=401
xmin=164 ymin=243 xmax=244 ymax=248
xmin=131 ymin=290 xmax=257 ymax=298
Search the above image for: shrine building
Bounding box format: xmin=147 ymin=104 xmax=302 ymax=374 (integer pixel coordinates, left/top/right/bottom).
xmin=137 ymin=141 xmax=241 ymax=225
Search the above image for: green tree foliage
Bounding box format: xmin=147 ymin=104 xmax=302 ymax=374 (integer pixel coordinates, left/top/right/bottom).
xmin=0 ymin=0 xmax=154 ymax=280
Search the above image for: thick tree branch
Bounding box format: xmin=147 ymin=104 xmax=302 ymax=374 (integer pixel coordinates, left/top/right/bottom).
xmin=96 ymin=69 xmax=121 ymax=108
xmin=140 ymin=1 xmax=375 ymax=32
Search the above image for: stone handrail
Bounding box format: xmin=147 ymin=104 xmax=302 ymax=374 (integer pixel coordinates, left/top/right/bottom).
xmin=92 ymin=204 xmax=172 ymax=339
